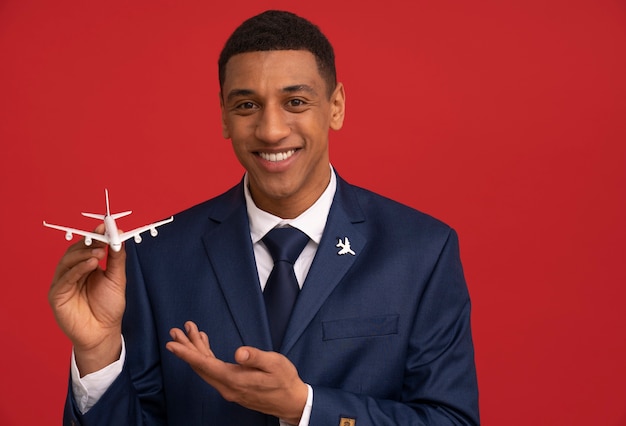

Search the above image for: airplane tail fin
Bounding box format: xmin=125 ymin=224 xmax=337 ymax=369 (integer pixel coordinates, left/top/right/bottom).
xmin=105 ymin=188 xmax=111 ymax=216
xmin=80 ymin=189 xmax=132 ymax=220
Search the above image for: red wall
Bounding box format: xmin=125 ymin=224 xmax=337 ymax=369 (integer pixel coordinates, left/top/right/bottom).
xmin=1 ymin=1 xmax=625 ymax=424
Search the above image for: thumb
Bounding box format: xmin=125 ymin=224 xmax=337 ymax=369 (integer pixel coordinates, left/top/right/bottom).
xmin=234 ymin=346 xmax=269 ymax=370
xmin=104 ymin=229 xmax=127 ymax=282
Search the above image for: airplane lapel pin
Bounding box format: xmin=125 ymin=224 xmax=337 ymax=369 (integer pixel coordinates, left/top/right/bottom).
xmin=336 ymin=237 xmax=355 ymax=256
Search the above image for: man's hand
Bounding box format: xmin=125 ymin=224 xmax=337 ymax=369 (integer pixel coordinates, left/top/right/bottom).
xmin=166 ymin=321 xmax=308 ymax=425
xmin=48 ymin=224 xmax=126 ymax=375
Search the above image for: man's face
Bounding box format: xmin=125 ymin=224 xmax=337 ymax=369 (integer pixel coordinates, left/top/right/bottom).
xmin=220 ymin=50 xmax=345 ymax=218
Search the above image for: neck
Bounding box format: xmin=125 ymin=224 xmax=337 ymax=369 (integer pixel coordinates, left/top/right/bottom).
xmin=248 ymin=169 xmax=331 ymax=219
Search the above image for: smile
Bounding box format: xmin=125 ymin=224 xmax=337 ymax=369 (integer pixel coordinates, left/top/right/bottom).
xmin=258 ymin=149 xmax=296 ymax=162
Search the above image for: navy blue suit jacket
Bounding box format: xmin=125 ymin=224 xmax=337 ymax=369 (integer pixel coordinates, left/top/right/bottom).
xmin=64 ymin=174 xmax=479 ymax=425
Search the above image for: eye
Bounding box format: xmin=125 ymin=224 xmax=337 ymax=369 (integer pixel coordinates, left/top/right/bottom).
xmin=288 ymin=99 xmax=306 ymax=107
xmin=236 ymin=101 xmax=257 ymax=110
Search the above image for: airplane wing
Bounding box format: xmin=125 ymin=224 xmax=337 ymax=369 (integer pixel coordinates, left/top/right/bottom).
xmin=119 ymin=216 xmax=174 ymax=243
xmin=43 ymin=221 xmax=110 ymax=245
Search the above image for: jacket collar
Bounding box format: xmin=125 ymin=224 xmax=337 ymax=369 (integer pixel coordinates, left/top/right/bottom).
xmin=201 ymin=174 xmax=367 ymax=353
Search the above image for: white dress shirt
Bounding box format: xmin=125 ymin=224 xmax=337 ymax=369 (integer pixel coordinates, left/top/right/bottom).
xmin=71 ymin=166 xmax=337 ymax=426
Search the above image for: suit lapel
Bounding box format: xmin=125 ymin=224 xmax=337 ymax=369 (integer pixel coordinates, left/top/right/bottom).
xmin=201 ymin=184 xmax=273 ymax=351
xmin=199 ymin=177 xmax=368 ymax=355
xmin=281 ymin=178 xmax=367 ymax=354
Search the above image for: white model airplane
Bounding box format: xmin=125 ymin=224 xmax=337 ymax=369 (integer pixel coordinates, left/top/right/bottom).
xmin=43 ymin=189 xmax=174 ymax=252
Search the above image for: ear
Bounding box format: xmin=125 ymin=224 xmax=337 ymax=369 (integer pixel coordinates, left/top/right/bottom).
xmin=219 ymin=92 xmax=230 ymax=139
xmin=329 ymin=82 xmax=346 ymax=131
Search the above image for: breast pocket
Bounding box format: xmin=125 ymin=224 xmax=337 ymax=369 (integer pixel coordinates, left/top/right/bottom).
xmin=322 ymin=315 xmax=399 ymax=341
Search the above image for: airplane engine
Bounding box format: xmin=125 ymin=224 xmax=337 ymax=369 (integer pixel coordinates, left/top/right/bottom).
xmin=134 ymin=234 xmax=142 ymax=244
xmin=84 ymin=236 xmax=92 ymax=246
xmin=150 ymin=228 xmax=158 ymax=237
xmin=65 ymin=232 xmax=73 ymax=241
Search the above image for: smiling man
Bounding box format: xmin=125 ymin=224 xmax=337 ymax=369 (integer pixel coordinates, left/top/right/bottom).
xmin=220 ymin=49 xmax=345 ymax=219
xmin=50 ymin=10 xmax=479 ymax=426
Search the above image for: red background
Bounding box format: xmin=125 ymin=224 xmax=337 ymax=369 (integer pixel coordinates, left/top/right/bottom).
xmin=1 ymin=1 xmax=625 ymax=424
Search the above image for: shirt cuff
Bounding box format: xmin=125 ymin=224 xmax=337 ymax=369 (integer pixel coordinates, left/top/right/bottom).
xmin=279 ymin=384 xmax=313 ymax=426
xmin=70 ymin=336 xmax=126 ymax=414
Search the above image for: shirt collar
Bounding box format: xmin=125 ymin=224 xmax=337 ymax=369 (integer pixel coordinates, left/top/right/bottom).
xmin=245 ymin=165 xmax=337 ymax=245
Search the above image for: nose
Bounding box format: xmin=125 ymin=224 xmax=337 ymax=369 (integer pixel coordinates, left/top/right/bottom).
xmin=255 ymin=104 xmax=290 ymax=143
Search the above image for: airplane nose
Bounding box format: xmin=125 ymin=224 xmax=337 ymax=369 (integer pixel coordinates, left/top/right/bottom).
xmin=110 ymin=243 xmax=122 ymax=252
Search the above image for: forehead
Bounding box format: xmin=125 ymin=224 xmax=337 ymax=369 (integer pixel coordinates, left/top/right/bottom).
xmin=222 ymin=50 xmax=325 ymax=92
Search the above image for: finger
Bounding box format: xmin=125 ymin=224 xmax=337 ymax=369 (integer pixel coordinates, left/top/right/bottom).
xmin=169 ymin=327 xmax=193 ymax=347
xmin=61 ymin=255 xmax=101 ymax=283
xmin=57 ymin=240 xmax=106 ymax=268
xmin=234 ymin=346 xmax=276 ymax=372
xmin=166 ymin=328 xmax=198 ymax=359
xmin=167 ymin=326 xmax=207 ymax=353
xmin=199 ymin=331 xmax=210 ymax=347
xmin=183 ymin=322 xmax=215 ymax=356
xmin=184 ymin=321 xmax=203 ymax=341
xmin=166 ymin=334 xmax=222 ymax=372
xmin=48 ymin=255 xmax=100 ymax=308
xmin=53 ymin=223 xmax=107 ymax=272
xmin=51 ymin=257 xmax=97 ymax=291
xmin=80 ymin=223 xmax=107 ymax=250
xmin=104 ymin=242 xmax=126 ymax=283
xmin=51 ymin=246 xmax=105 ymax=287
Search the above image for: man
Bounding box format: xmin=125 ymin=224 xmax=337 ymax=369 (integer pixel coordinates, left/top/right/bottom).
xmin=49 ymin=10 xmax=479 ymax=425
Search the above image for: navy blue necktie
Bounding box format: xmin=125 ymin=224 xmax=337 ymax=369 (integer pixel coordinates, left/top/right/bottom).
xmin=263 ymin=227 xmax=309 ymax=351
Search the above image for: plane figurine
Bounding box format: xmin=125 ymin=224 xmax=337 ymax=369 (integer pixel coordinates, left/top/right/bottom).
xmin=43 ymin=189 xmax=174 ymax=252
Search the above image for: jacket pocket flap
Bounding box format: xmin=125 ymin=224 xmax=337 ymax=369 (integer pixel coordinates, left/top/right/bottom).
xmin=322 ymin=315 xmax=399 ymax=341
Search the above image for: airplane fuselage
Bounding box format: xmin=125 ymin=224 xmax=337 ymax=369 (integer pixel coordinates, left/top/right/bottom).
xmin=104 ymin=215 xmax=123 ymax=252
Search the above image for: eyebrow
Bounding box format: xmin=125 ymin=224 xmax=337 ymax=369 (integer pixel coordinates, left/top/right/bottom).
xmin=282 ymin=84 xmax=317 ymax=95
xmin=225 ymin=84 xmax=318 ymax=102
xmin=225 ymin=89 xmax=254 ymax=102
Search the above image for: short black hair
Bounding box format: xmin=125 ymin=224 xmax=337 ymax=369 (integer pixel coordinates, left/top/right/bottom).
xmin=218 ymin=10 xmax=337 ymax=97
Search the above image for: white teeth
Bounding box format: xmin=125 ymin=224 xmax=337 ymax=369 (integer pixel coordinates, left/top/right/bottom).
xmin=259 ymin=149 xmax=295 ymax=162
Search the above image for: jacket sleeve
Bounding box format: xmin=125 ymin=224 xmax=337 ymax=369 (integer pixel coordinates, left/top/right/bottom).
xmin=309 ymin=229 xmax=480 ymax=425
xmin=62 ymin=241 xmax=167 ymax=426
xmin=63 ymin=362 xmax=147 ymax=425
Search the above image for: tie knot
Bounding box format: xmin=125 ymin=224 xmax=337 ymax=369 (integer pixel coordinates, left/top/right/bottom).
xmin=263 ymin=227 xmax=309 ymax=264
